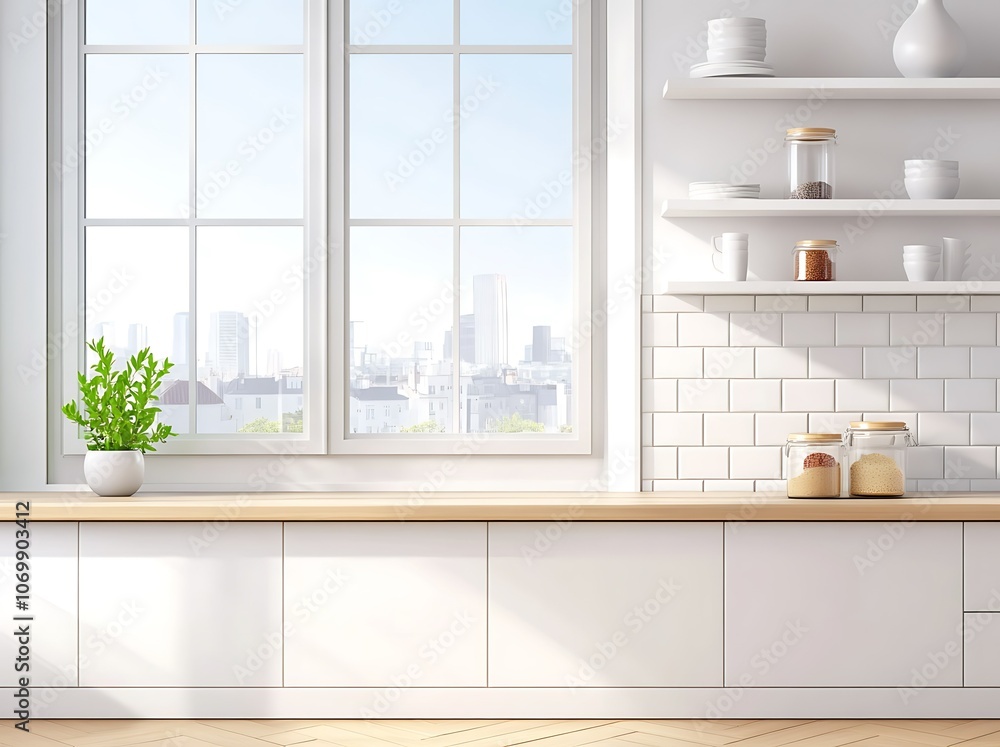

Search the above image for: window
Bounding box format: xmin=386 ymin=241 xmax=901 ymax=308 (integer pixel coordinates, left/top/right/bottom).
xmin=57 ymin=0 xmax=595 ymax=461
xmin=342 ymin=0 xmax=592 ymax=451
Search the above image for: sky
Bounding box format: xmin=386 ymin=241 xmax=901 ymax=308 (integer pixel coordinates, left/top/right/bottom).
xmin=83 ymin=0 xmax=576 ymax=377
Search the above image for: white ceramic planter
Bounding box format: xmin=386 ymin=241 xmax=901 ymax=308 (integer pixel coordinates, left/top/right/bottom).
xmin=84 ymin=450 xmax=145 ymax=497
xmin=893 ymin=0 xmax=966 ymax=78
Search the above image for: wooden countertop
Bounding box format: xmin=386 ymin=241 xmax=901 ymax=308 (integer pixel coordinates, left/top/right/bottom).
xmin=1 ymin=492 xmax=1000 ymax=521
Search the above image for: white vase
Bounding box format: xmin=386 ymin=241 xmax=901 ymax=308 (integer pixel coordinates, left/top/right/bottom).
xmin=84 ymin=450 xmax=145 ymax=497
xmin=893 ymin=0 xmax=967 ymax=78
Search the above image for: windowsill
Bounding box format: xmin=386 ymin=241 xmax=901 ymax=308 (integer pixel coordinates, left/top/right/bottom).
xmin=2 ymin=491 xmax=999 ymax=521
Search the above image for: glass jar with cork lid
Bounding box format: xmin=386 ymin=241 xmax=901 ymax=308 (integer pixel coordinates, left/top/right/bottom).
xmin=786 ymin=127 xmax=837 ymax=199
xmin=844 ymin=422 xmax=916 ymax=497
xmin=793 ymin=240 xmax=839 ymax=281
xmin=785 ymin=434 xmax=845 ymax=499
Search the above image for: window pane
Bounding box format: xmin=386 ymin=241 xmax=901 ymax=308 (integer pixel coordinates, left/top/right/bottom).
xmin=196 ymin=55 xmax=304 ymax=219
xmin=460 ymin=227 xmax=573 ymax=434
xmin=460 ymin=54 xmax=573 ymax=219
xmin=197 ymin=227 xmax=305 ymax=435
xmin=350 ymin=227 xmax=454 ymax=434
xmin=350 ymin=55 xmax=452 ymax=219
xmin=85 ymin=55 xmax=189 ymax=219
xmin=460 ymin=0 xmax=573 ymax=45
xmin=84 ymin=227 xmax=191 ymax=434
xmin=87 ymin=0 xmax=190 ymax=45
xmin=197 ymin=0 xmax=304 ymax=45
xmin=350 ymin=0 xmax=452 ymax=45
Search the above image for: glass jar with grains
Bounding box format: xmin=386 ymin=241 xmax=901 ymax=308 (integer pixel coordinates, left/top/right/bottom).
xmin=793 ymin=240 xmax=839 ymax=281
xmin=785 ymin=434 xmax=844 ymax=499
xmin=786 ymin=127 xmax=837 ymax=199
xmin=844 ymin=422 xmax=915 ymax=497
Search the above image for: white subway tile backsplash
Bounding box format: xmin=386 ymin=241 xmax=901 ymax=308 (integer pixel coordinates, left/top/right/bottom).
xmin=652 ymin=480 xmax=704 ymax=492
xmin=837 ymin=313 xmax=889 ymax=346
xmin=654 ymin=295 xmax=703 ymax=313
xmin=864 ymin=347 xmax=916 ymax=379
xmin=642 ymin=313 xmax=677 ymax=346
xmin=678 ymin=379 xmax=729 ymax=412
xmin=756 ymin=347 xmax=808 ymax=379
xmin=863 ymin=296 xmax=916 ymax=312
xmin=642 ymin=348 xmax=653 ymax=378
xmin=731 ymin=313 xmax=782 ymax=347
xmin=890 ymin=379 xmax=944 ymax=412
xmin=641 ymin=296 xmax=653 ymax=313
xmin=917 ymin=479 xmax=970 ymax=492
xmin=972 ymin=414 xmax=1000 ymax=446
xmin=731 ymin=379 xmax=781 ymax=412
xmin=945 ymin=313 xmax=997 ymax=346
xmin=918 ymin=413 xmax=970 ymax=446
xmin=641 ymin=480 xmax=653 ymax=492
xmin=731 ymin=447 xmax=782 ymax=480
xmin=642 ymin=413 xmax=653 ymax=446
xmin=971 ymin=296 xmax=1000 ymax=312
xmin=905 ymin=446 xmax=944 ymax=479
xmin=678 ymin=447 xmax=729 ymax=479
xmin=654 ymin=347 xmax=702 ymax=378
xmin=810 ymin=347 xmax=863 ymax=379
xmin=918 ymin=296 xmax=970 ymax=313
xmin=970 ymin=479 xmax=1000 ymax=491
xmin=754 ymin=480 xmax=787 ymax=495
xmin=783 ymin=379 xmax=835 ymax=412
xmin=641 ymin=447 xmax=677 ymax=480
xmin=755 ymin=413 xmax=808 ymax=446
xmin=890 ymin=314 xmax=944 ymax=346
xmin=945 ymin=446 xmax=996 ymax=479
xmin=705 ymin=296 xmax=754 ymax=312
xmin=704 ymin=348 xmax=754 ymax=379
xmin=653 ymin=413 xmax=702 ymax=446
xmin=703 ymin=480 xmax=755 ymax=492
xmin=945 ymin=379 xmax=997 ymax=413
xmin=836 ymin=379 xmax=890 ymax=412
xmin=756 ymin=296 xmax=806 ymax=313
xmin=678 ymin=313 xmax=729 ymax=347
xmin=784 ymin=313 xmax=835 ymax=347
xmin=917 ymin=347 xmax=970 ymax=379
xmin=971 ymin=347 xmax=1000 ymax=378
xmin=643 ymin=379 xmax=677 ymax=412
xmin=809 ymin=412 xmax=861 ymax=434
xmin=809 ymin=295 xmax=862 ymax=313
xmin=705 ymin=413 xmax=754 ymax=446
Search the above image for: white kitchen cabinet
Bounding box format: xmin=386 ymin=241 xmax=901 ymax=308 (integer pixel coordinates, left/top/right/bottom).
xmin=0 ymin=521 xmax=77 ymax=689
xmin=79 ymin=522 xmax=282 ymax=687
xmin=283 ymin=522 xmax=487 ymax=687
xmin=964 ymin=523 xmax=1000 ymax=611
xmin=488 ymin=522 xmax=723 ymax=687
xmin=964 ymin=613 xmax=1000 ymax=686
xmin=726 ymin=522 xmax=963 ymax=687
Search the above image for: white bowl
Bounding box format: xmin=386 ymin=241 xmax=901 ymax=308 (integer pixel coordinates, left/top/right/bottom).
xmin=904 ymin=159 xmax=959 ymax=169
xmin=708 ymin=29 xmax=767 ymax=42
xmin=905 ymin=168 xmax=959 ymax=179
xmin=707 ymin=47 xmax=767 ymax=62
xmin=708 ymin=17 xmax=767 ymax=28
xmin=903 ymin=246 xmax=942 ymax=254
xmin=903 ymin=262 xmax=940 ymax=282
xmin=708 ymin=37 xmax=767 ymax=49
xmin=904 ymin=177 xmax=961 ymax=200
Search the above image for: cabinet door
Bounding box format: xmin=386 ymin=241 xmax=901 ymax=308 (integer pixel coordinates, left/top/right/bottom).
xmin=488 ymin=522 xmax=723 ymax=687
xmin=284 ymin=522 xmax=487 ymax=687
xmin=964 ymin=523 xmax=1000 ymax=612
xmin=0 ymin=522 xmax=77 ymax=688
xmin=964 ymin=613 xmax=1000 ymax=686
xmin=725 ymin=522 xmax=963 ymax=687
xmin=79 ymin=522 xmax=282 ymax=687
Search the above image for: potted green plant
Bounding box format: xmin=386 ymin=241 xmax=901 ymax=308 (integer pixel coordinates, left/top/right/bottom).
xmin=62 ymin=338 xmax=176 ymax=496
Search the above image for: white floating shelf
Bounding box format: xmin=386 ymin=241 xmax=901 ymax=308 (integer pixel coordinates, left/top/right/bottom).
xmin=662 ymin=78 xmax=1000 ymax=100
xmin=661 ymin=199 xmax=1000 ymax=218
xmin=662 ymin=281 xmax=1000 ymax=296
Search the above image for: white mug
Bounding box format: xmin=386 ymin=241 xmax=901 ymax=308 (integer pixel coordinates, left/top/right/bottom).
xmin=712 ymin=233 xmax=749 ymax=281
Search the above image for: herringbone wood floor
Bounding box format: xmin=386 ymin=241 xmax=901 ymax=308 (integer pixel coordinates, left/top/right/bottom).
xmin=2 ymin=720 xmax=1000 ymax=747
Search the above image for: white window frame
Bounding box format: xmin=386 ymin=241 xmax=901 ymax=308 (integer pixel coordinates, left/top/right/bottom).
xmin=331 ymin=0 xmax=596 ymax=456
xmin=50 ymin=0 xmax=328 ymax=457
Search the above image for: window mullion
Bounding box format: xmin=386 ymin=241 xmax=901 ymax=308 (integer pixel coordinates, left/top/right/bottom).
xmin=451 ymin=1 xmax=462 ymax=435
xmin=187 ymin=3 xmax=198 ymax=434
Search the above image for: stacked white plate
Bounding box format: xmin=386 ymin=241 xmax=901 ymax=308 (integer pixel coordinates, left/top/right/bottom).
xmin=904 ymin=159 xmax=960 ymax=199
xmin=689 ymin=182 xmax=761 ymax=199
xmin=692 ymin=17 xmax=774 ymax=78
